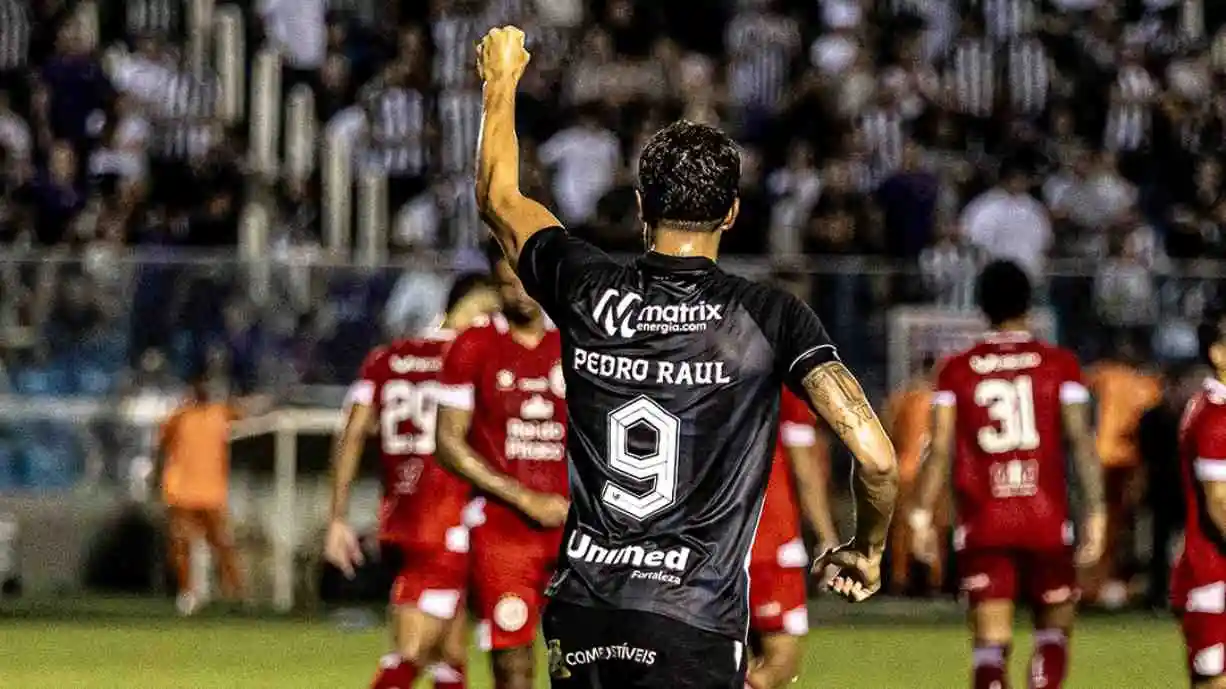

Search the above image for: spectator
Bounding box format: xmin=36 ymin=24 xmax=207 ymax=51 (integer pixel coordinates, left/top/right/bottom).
xmin=877 ymin=141 xmax=940 ymax=259
xmin=959 ymin=159 xmax=1052 ymax=277
xmin=258 ymin=0 xmax=327 ymax=93
xmin=1083 ymin=335 xmax=1164 ymax=605
xmin=538 ymin=107 xmax=620 ymax=226
xmin=33 ymin=21 xmax=112 ymax=153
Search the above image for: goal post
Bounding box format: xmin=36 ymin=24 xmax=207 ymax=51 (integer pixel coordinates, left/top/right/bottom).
xmin=229 ymin=408 xmax=343 ymax=612
xmin=886 ymin=306 xmax=1057 ymax=392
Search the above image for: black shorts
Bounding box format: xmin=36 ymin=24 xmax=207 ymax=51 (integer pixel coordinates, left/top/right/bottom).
xmin=543 ymin=601 xmax=746 ymax=689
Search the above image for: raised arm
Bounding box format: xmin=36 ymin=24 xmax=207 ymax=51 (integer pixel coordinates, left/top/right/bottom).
xmin=475 ymin=26 xmax=562 ymax=267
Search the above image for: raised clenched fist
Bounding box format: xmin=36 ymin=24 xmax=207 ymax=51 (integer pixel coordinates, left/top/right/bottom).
xmin=477 ymin=25 xmax=530 ymax=84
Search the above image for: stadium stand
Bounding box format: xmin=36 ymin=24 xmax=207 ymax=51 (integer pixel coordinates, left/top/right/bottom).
xmin=0 ymin=0 xmax=1222 ymax=609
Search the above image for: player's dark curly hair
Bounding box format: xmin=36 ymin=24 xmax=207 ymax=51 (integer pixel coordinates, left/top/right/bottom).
xmin=975 ymin=260 xmax=1032 ymax=327
xmin=637 ymin=120 xmax=741 ymax=230
xmin=444 ymin=272 xmax=492 ymax=314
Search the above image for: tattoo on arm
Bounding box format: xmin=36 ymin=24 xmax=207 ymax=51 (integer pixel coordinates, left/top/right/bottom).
xmin=802 ymin=361 xmax=899 ymax=552
xmin=436 ymin=406 xmax=530 ymax=509
xmin=1062 ymin=402 xmax=1105 ymax=514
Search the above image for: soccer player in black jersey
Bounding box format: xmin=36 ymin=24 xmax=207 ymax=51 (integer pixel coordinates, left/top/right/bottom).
xmin=449 ymin=27 xmax=900 ymax=689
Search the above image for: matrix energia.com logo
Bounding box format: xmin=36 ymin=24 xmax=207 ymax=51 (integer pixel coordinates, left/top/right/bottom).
xmin=591 ymin=289 xmax=723 ymax=337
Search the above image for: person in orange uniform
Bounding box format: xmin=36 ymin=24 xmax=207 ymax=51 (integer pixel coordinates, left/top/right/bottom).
xmin=158 ymin=371 xmax=257 ymax=615
xmin=886 ymin=354 xmax=946 ymax=595
xmin=1084 ymin=337 xmax=1163 ymax=604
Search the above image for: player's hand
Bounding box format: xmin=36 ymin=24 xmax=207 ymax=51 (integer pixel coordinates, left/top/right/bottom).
xmin=476 ymin=26 xmax=530 ymax=84
xmin=1075 ymin=511 xmax=1107 ymax=567
xmin=813 ymin=539 xmax=882 ymax=603
xmin=518 ymin=491 xmax=569 ymax=528
xmin=812 ymin=540 xmax=841 ymax=589
xmin=324 ymin=520 xmax=364 ymax=579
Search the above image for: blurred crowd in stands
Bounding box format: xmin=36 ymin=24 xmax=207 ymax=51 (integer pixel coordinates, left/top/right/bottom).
xmin=0 ymin=0 xmax=1225 ymax=606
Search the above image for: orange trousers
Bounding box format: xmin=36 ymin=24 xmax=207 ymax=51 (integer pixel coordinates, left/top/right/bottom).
xmin=167 ymin=506 xmax=244 ymax=599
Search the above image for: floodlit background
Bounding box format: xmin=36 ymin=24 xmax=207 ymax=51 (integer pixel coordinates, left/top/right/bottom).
xmin=0 ymin=0 xmax=1220 ymax=686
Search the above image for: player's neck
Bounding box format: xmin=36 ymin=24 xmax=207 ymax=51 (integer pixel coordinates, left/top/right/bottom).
xmin=989 ymin=318 xmax=1029 ymax=335
xmin=648 ymin=229 xmax=721 ymax=262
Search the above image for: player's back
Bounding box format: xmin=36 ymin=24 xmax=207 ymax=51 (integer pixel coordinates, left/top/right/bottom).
xmin=519 ymin=232 xmax=840 ymax=641
xmin=1174 ymin=380 xmax=1226 ymax=603
xmin=356 ymin=330 xmax=467 ymax=547
xmin=935 ymin=333 xmax=1085 ymax=551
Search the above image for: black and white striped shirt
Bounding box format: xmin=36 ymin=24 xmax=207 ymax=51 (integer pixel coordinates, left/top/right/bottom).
xmin=432 ymin=14 xmax=483 ymax=89
xmin=946 ymin=37 xmax=995 ymax=117
xmin=441 ymin=174 xmax=482 ymax=249
xmin=977 ymin=0 xmax=1037 ymax=44
xmin=725 ymin=11 xmax=799 ymax=111
xmin=125 ymin=0 xmax=182 ymax=39
xmin=437 ymin=88 xmax=482 ymax=175
xmin=1004 ymin=36 xmax=1049 ymax=116
xmin=859 ymin=107 xmax=906 ymax=181
xmin=364 ymin=86 xmax=427 ymax=176
xmin=919 ymin=241 xmax=980 ymax=310
xmin=153 ymin=70 xmax=217 ymax=161
xmin=1104 ymin=65 xmax=1156 ymax=152
xmin=0 ymin=0 xmax=29 ymax=72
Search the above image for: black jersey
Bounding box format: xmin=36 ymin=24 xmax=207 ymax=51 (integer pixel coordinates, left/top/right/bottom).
xmin=517 ymin=227 xmax=840 ymax=641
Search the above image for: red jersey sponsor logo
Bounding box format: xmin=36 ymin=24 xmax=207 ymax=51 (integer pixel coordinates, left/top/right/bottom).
xmin=437 ymin=315 xmax=569 ymax=538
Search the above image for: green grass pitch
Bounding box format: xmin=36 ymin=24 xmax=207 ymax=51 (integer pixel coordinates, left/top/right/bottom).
xmin=0 ymin=600 xmax=1183 ymax=688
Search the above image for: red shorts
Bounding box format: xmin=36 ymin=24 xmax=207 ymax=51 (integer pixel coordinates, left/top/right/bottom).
xmin=957 ymin=548 xmax=1077 ymax=607
xmin=383 ymin=535 xmax=470 ymax=620
xmin=1177 ymin=581 xmax=1226 ymax=681
xmin=470 ymin=527 xmax=558 ymax=651
xmin=749 ymin=562 xmax=809 ymax=636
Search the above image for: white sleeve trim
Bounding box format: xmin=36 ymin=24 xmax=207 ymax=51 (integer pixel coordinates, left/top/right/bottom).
xmin=780 ymin=422 xmax=817 ymax=447
xmin=1196 ymin=458 xmax=1226 ymax=482
xmin=1059 ymin=381 xmax=1090 ymax=404
xmin=787 ymin=343 xmax=838 ymax=373
xmin=932 ymin=390 xmax=956 ymax=407
xmin=344 ymin=380 xmax=374 ymax=408
xmin=435 ymin=384 xmax=475 ymax=411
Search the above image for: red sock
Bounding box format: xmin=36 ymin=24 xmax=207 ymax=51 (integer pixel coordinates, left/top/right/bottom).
xmin=431 ymin=662 xmax=465 ymax=689
xmin=973 ymin=644 xmax=1010 ymax=689
xmin=1030 ymin=629 xmax=1068 ymax=689
xmin=371 ymin=654 xmax=418 ymax=689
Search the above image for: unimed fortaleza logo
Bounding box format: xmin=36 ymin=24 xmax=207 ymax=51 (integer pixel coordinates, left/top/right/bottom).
xmin=592 ymin=289 xmax=722 ymax=337
xmin=566 ymin=532 xmax=692 ymax=585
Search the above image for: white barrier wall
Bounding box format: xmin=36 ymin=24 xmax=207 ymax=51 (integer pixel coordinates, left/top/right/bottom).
xmin=214 ymin=5 xmax=245 ymax=124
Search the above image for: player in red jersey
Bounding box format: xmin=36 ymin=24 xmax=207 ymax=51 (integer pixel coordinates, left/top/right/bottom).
xmin=435 ymin=242 xmax=570 ymax=689
xmin=747 ymin=388 xmax=840 ymax=689
xmin=325 ymin=273 xmax=498 ymax=689
xmin=1172 ymin=317 xmax=1226 ymax=689
xmin=908 ymin=261 xmax=1106 ymax=689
